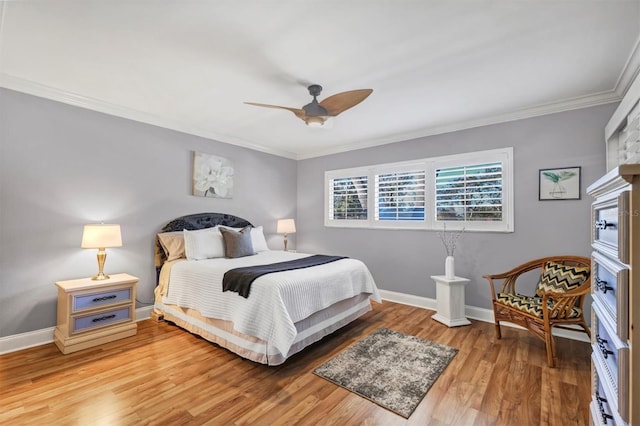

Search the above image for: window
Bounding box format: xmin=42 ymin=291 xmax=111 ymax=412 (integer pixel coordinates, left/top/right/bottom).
xmin=324 ymin=148 xmax=513 ymax=232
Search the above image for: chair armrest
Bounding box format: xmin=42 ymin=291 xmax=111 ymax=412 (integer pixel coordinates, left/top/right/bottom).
xmin=484 ymin=256 xmax=591 ymax=304
xmin=541 ymin=279 xmax=591 ymax=320
xmin=543 ymin=280 xmax=591 ymax=299
xmin=483 ymin=261 xmax=546 ymax=297
xmin=482 ymin=275 xmax=499 ymax=300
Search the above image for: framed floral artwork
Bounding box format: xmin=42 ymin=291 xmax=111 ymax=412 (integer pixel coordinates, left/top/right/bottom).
xmin=539 ymin=166 xmax=581 ymax=200
xmin=192 ymin=152 xmax=234 ymax=198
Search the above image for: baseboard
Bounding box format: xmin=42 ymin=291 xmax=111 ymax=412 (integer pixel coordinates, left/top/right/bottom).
xmin=0 ymin=305 xmax=154 ymax=355
xmin=378 ymin=289 xmax=590 ymax=343
xmin=0 ymin=294 xmax=590 ymax=355
xmin=377 ymin=289 xmax=436 ymax=311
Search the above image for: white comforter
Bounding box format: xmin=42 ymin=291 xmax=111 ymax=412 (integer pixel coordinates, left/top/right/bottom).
xmin=159 ymin=251 xmax=380 ymax=356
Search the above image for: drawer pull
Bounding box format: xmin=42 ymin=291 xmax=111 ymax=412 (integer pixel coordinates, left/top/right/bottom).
xmin=92 ymin=294 xmax=117 ymax=302
xmin=596 ymin=335 xmax=614 ymax=359
xmin=596 ymin=391 xmax=614 ymax=424
xmin=595 ymin=277 xmax=613 ymax=294
xmin=595 ymin=219 xmax=616 ymax=230
xmin=92 ymin=314 xmax=116 ymax=323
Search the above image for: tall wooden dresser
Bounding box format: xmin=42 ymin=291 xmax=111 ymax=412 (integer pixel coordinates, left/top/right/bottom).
xmin=587 ymin=70 xmax=640 ymax=425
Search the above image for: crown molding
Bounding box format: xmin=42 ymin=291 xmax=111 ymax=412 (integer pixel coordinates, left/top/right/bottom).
xmin=295 ymin=39 xmax=640 ymax=159
xmin=0 ymin=2 xmax=6 ymax=61
xmin=614 ymin=35 xmax=640 ymax=98
xmin=0 ymin=73 xmax=300 ymax=160
xmin=0 ymin=67 xmax=632 ymax=161
xmin=297 ymin=89 xmax=622 ymax=160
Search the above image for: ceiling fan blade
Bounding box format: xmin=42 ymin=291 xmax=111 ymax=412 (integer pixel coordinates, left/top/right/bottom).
xmin=319 ymin=89 xmax=373 ymax=116
xmin=244 ymin=102 xmax=306 ymax=120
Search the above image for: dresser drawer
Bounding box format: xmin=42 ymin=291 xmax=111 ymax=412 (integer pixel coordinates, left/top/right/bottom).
xmin=71 ymin=306 xmax=133 ymax=334
xmin=590 ymin=362 xmax=625 ymax=426
xmin=592 ymin=252 xmax=629 ymax=340
xmin=591 ymin=191 xmax=630 ymax=263
xmin=72 ymin=287 xmax=132 ymax=312
xmin=592 ymin=302 xmax=629 ymax=422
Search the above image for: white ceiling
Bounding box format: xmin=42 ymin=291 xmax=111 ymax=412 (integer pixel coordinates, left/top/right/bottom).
xmin=1 ymin=1 xmax=640 ymax=159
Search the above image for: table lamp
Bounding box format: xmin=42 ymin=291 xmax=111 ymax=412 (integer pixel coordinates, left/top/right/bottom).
xmin=81 ymin=224 xmax=122 ymax=280
xmin=276 ymin=219 xmax=296 ymax=251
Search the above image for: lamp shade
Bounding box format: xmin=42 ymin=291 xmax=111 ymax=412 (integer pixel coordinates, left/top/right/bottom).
xmin=81 ymin=224 xmax=122 ymax=249
xmin=276 ymin=219 xmax=296 ymax=234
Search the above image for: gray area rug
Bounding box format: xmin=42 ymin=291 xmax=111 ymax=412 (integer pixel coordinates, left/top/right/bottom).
xmin=313 ymin=328 xmax=458 ymax=418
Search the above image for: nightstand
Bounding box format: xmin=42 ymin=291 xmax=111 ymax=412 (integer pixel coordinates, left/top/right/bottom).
xmin=53 ymin=273 xmax=138 ymax=354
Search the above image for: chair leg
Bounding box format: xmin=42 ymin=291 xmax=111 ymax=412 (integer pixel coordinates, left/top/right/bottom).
xmin=494 ymin=321 xmax=502 ymax=339
xmin=580 ymin=320 xmax=591 ymax=339
xmin=545 ymin=331 xmax=555 ymax=368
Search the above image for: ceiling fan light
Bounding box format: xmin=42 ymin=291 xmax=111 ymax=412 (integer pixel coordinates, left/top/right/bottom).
xmin=305 ymin=116 xmax=324 ymax=127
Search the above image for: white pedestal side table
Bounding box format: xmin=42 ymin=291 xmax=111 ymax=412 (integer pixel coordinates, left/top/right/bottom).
xmin=430 ymin=275 xmax=471 ymax=327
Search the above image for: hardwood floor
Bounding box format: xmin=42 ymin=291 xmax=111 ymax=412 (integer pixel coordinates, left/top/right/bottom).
xmin=1 ymin=301 xmax=591 ymax=425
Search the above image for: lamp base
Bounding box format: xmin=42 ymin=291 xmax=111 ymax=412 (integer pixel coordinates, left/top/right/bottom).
xmin=91 ymin=272 xmax=110 ymax=281
xmin=92 ymin=249 xmax=110 ymax=280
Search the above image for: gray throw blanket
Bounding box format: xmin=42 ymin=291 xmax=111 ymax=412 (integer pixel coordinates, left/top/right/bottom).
xmin=223 ymin=254 xmax=347 ymax=298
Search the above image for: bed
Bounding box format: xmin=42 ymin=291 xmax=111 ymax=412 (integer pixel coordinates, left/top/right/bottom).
xmin=152 ymin=213 xmax=381 ymax=365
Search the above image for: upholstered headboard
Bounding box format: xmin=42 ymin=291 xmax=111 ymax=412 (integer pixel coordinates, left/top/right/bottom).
xmin=154 ymin=212 xmax=253 ymax=281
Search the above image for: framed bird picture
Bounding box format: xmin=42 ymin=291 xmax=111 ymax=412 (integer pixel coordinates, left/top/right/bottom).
xmin=539 ymin=166 xmax=581 ymax=200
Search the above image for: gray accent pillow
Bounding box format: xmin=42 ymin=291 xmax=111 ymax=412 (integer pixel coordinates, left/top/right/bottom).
xmin=219 ymin=225 xmax=255 ymax=258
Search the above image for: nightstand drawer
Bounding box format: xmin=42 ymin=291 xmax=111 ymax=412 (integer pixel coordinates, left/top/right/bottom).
xmin=72 ymin=306 xmax=132 ymax=334
xmin=73 ymin=288 xmax=132 ymax=312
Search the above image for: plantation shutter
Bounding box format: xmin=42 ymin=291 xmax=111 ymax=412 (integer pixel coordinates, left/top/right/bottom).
xmin=435 ymin=162 xmax=503 ymax=221
xmin=375 ymin=170 xmax=426 ymax=221
xmin=329 ymin=176 xmax=368 ymax=220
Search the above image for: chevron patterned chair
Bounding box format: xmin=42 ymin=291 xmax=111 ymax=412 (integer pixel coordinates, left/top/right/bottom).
xmin=483 ymin=255 xmax=591 ymax=367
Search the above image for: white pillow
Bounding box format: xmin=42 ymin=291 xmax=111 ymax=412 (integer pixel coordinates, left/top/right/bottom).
xmin=250 ymin=226 xmax=269 ymax=252
xmin=183 ymin=227 xmax=225 ymax=260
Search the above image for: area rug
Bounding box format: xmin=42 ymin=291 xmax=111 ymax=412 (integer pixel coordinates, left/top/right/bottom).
xmin=313 ymin=328 xmax=458 ymax=418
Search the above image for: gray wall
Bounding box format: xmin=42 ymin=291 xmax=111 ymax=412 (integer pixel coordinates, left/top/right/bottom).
xmin=0 ymin=86 xmax=616 ymax=338
xmin=297 ymin=104 xmax=616 ymax=311
xmin=0 ymin=88 xmax=297 ymax=337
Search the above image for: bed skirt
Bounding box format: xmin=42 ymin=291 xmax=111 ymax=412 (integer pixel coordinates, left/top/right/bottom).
xmin=152 ymin=293 xmax=372 ymax=365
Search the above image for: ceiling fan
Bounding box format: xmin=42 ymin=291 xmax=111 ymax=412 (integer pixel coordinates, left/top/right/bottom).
xmin=245 ymin=84 xmax=373 ymax=127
